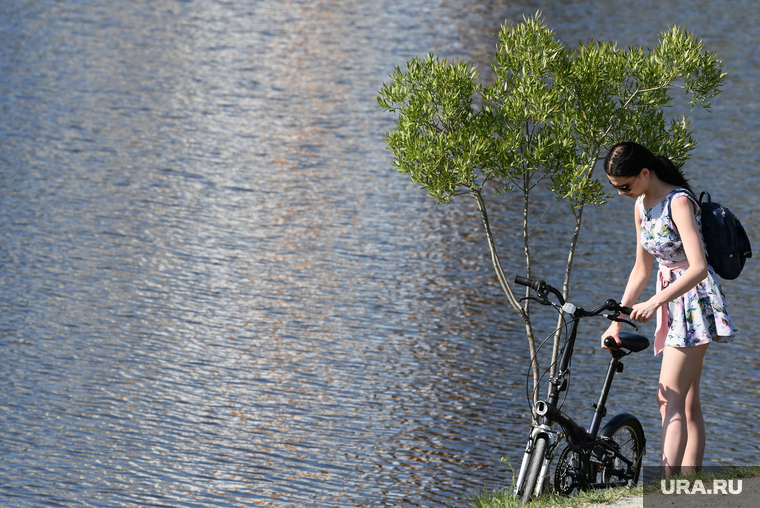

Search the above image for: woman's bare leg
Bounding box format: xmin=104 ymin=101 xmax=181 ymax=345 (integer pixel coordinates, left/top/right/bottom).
xmin=657 ymin=344 xmax=708 ymax=478
xmin=681 ymin=361 xmax=705 ymax=474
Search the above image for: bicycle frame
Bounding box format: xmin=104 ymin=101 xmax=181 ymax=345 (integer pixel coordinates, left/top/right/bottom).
xmin=515 ymin=299 xmax=644 ymax=498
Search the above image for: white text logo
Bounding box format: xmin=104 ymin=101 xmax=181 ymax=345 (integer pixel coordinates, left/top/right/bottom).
xmin=660 ymin=479 xmax=742 ymax=495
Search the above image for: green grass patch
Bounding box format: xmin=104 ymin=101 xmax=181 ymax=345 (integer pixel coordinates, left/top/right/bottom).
xmin=468 ymin=484 xmax=642 ymax=508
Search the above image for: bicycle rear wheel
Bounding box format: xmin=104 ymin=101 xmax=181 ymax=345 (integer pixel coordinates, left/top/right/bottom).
xmin=519 ymin=435 xmax=548 ymax=506
xmin=598 ymin=415 xmax=645 ymax=486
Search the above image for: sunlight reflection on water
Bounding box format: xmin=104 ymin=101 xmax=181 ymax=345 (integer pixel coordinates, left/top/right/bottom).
xmin=0 ymin=0 xmax=758 ymax=506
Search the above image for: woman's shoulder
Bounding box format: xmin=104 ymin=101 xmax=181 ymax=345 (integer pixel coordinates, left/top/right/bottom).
xmin=635 ymin=194 xmax=646 ymax=214
xmin=668 ymin=187 xmax=694 ymax=199
xmin=668 ymin=188 xmax=699 ymax=214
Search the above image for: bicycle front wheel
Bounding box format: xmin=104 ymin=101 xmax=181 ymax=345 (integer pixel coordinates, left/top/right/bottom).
xmin=599 ymin=414 xmax=645 ymax=486
xmin=519 ymin=435 xmax=548 ymax=506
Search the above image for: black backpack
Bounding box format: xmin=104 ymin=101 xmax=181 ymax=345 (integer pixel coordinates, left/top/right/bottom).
xmin=669 ymin=190 xmax=752 ymax=280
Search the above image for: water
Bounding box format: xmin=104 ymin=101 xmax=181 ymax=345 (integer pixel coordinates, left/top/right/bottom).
xmin=0 ymin=0 xmax=758 ymax=506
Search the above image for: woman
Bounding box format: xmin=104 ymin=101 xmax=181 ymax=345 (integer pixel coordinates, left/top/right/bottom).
xmin=600 ymin=141 xmax=736 ymax=478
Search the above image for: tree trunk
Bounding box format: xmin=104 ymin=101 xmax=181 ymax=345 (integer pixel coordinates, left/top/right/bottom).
xmin=471 ymin=188 xmax=539 ymax=403
xmin=549 ymin=201 xmax=585 ymax=379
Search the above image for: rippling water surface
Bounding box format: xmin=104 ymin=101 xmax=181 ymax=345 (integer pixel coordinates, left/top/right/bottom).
xmin=1 ymin=0 xmax=758 ymax=506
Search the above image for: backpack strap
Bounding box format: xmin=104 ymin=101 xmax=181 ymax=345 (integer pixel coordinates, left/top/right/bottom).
xmin=666 ymin=189 xmax=701 ymax=236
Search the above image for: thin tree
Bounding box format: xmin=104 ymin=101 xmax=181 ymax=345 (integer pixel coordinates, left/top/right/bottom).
xmin=377 ymin=13 xmax=725 ymax=407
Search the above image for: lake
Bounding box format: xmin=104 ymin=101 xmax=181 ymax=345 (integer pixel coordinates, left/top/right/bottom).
xmin=0 ymin=0 xmax=758 ymax=506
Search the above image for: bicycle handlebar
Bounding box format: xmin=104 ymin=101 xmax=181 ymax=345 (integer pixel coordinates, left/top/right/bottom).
xmin=514 ymin=275 xmax=545 ymax=293
xmin=605 ymin=299 xmax=634 ymax=317
xmin=514 ymin=275 xmax=633 ymax=318
xmin=514 ymin=275 xmax=566 ymax=306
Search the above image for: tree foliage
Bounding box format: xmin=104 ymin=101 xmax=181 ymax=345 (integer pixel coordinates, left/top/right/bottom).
xmin=377 ymin=13 xmax=725 ymax=403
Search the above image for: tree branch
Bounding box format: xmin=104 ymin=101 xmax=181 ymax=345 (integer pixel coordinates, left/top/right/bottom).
xmin=472 ymin=188 xmax=539 ymax=394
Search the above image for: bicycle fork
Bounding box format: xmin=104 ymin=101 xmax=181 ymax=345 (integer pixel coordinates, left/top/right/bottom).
xmin=515 ymin=424 xmax=559 ymax=498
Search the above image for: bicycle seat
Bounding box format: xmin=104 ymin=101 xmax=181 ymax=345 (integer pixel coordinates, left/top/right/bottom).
xmin=615 ymin=332 xmax=650 ymax=353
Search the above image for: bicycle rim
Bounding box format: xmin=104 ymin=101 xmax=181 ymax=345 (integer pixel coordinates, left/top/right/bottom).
xmin=602 ymin=422 xmax=643 ymax=485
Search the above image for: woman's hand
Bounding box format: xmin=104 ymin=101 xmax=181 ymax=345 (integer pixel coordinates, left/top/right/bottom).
xmin=601 ymin=322 xmax=623 ymax=349
xmin=629 ymin=296 xmax=661 ymax=323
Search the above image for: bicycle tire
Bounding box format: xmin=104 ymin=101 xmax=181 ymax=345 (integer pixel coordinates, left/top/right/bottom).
xmin=598 ymin=415 xmax=645 ymax=486
xmin=520 ymin=435 xmax=548 ymax=506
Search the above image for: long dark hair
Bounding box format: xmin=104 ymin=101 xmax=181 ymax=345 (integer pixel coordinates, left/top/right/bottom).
xmin=603 ymin=141 xmax=692 ymax=192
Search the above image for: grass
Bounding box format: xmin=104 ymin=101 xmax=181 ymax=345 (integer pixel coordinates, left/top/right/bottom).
xmin=469 ymin=483 xmax=642 ymax=508
xmin=468 ymin=464 xmax=760 ymax=508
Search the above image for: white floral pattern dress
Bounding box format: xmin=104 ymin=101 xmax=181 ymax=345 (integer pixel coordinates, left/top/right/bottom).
xmin=638 ymin=189 xmax=736 ymax=351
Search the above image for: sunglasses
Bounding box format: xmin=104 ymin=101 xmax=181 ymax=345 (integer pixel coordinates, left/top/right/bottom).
xmin=610 ymin=173 xmax=639 ymax=193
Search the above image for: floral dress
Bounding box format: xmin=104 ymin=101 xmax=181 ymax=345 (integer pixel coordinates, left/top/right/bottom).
xmin=638 ymin=189 xmax=736 ymax=351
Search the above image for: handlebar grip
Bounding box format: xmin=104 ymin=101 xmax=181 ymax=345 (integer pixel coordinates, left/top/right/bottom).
xmin=604 ymin=336 xmax=620 ymax=349
xmin=604 ymin=299 xmax=634 ymax=316
xmin=514 ymin=275 xmax=545 ymax=292
xmin=514 ymin=275 xmax=532 ymax=286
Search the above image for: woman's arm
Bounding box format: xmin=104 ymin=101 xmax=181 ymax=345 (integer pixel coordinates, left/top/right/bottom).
xmin=602 ymin=203 xmax=653 ymax=347
xmin=629 ymin=195 xmax=708 ymax=323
